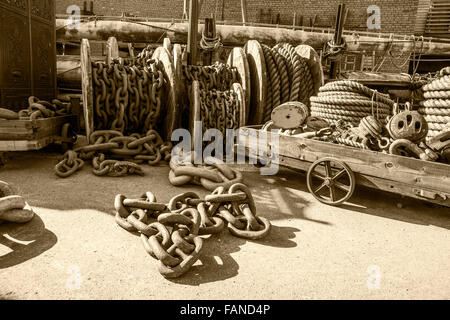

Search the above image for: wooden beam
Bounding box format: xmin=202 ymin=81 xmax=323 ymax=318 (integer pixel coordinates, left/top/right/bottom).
xmin=187 ymin=0 xmax=199 ymax=65
xmin=80 ymin=39 xmax=94 ymax=139
xmin=202 ymin=17 xmax=215 ymax=65
xmin=55 ymin=19 xmax=450 ymax=55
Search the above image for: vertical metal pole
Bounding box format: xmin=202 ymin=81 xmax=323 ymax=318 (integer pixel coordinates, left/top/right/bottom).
xmin=241 ymin=0 xmax=248 ymax=26
xmin=203 ymin=17 xmax=215 ymax=66
xmin=187 ymin=0 xmax=198 ymax=65
xmin=329 ymin=3 xmax=346 ymax=79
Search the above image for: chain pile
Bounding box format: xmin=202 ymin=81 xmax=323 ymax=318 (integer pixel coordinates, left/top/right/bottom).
xmin=54 ymin=129 xmax=172 ymax=178
xmin=91 ymin=59 xmax=166 ymax=135
xmin=310 ymin=80 xmax=395 ymax=126
xmin=114 ymin=182 xmax=271 ymax=278
xmin=198 ymin=87 xmax=241 ymax=137
xmin=129 ymin=45 xmax=155 ymax=67
xmin=0 ymin=97 xmax=70 ymax=120
xmin=256 ymin=42 xmax=316 ymax=123
xmin=419 ymin=66 xmax=450 ymax=139
xmin=0 ymin=180 xmax=35 ymax=224
xmin=169 ymin=154 xmax=244 ymax=191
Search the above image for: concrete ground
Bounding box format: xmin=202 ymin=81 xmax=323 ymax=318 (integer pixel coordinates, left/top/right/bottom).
xmin=0 ymin=148 xmax=449 ymax=300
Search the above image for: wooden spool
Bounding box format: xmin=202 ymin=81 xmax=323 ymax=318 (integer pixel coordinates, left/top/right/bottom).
xmin=106 ymin=36 xmax=120 ymax=65
xmin=245 ymin=40 xmax=267 ymax=125
xmin=271 ymin=102 xmax=309 ymax=129
xmin=152 ymin=47 xmax=178 ymax=140
xmin=80 ymin=39 xmax=94 ymax=138
xmin=227 ymin=47 xmax=250 ymax=124
xmin=173 ymin=44 xmax=183 ymax=98
xmin=232 ymin=83 xmax=246 ymax=128
xmin=295 ymin=45 xmax=324 ymax=95
xmin=163 ymin=38 xmax=173 ymax=55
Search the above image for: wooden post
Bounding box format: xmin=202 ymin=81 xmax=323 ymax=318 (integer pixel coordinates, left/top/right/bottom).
xmin=202 ymin=17 xmax=215 ymax=66
xmin=329 ymin=3 xmax=346 ymax=79
xmin=182 ymin=0 xmax=188 ymax=20
xmin=106 ymin=36 xmax=119 ymax=65
xmin=80 ymin=39 xmax=94 ymax=139
xmin=128 ymin=43 xmax=135 ymax=58
xmin=187 ymin=0 xmax=199 ymax=65
xmin=241 ymin=0 xmax=248 ymax=26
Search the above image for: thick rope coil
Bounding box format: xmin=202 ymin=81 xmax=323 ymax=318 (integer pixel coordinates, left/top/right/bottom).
xmin=423 ymin=115 xmax=450 ymax=124
xmin=311 ymin=96 xmax=392 ymax=110
xmin=427 ymin=122 xmax=450 ymax=131
xmin=418 ymin=107 xmax=450 ymax=116
xmin=423 ymin=91 xmax=450 ymax=99
xmin=274 ymin=44 xmax=294 ymax=85
xmin=310 ymin=106 xmax=388 ymax=118
xmin=261 ymin=44 xmax=281 ymax=121
xmin=283 ymin=43 xmax=314 ymax=105
xmin=270 ymin=47 xmax=290 ymax=104
xmin=319 ymin=81 xmax=395 ymax=107
xmin=423 ymin=75 xmax=450 ymax=92
xmin=334 ymin=137 xmax=369 ymax=149
xmin=270 ymin=48 xmax=290 ymax=103
xmin=311 ymin=102 xmax=390 ymax=114
xmin=419 ymin=99 xmax=450 ymax=109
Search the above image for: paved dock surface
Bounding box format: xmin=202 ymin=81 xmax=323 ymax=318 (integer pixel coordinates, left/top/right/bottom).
xmin=0 ymin=149 xmax=449 ymax=299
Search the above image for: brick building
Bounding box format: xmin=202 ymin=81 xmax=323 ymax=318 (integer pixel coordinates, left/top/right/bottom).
xmin=56 ymin=0 xmax=433 ymax=73
xmin=56 ymin=0 xmax=420 ymax=35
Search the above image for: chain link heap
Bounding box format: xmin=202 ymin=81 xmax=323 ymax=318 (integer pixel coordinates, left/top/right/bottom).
xmin=114 ymin=182 xmax=271 ymax=278
xmin=310 ymin=80 xmax=394 ymax=126
xmin=183 ymin=62 xmax=239 ymax=93
xmin=168 ymin=154 xmax=244 ymax=191
xmin=198 ymin=87 xmax=241 ymax=138
xmin=91 ymin=59 xmax=166 ymax=135
xmin=0 ymin=180 xmax=35 ymax=224
xmin=125 ymin=45 xmax=155 ymax=68
xmin=3 ymin=96 xmax=71 ymax=121
xmin=54 ymin=129 xmax=172 ymax=178
xmin=419 ymin=67 xmax=450 ymax=140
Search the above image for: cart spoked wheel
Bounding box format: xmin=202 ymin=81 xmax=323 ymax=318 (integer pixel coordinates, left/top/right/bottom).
xmin=306 ymin=157 xmax=356 ymax=205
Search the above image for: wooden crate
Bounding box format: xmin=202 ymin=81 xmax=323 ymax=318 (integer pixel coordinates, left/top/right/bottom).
xmin=0 ymin=115 xmax=76 ymax=151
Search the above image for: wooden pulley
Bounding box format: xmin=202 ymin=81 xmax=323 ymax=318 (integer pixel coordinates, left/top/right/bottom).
xmin=232 ymin=83 xmax=246 ymax=127
xmin=244 ymin=40 xmax=267 ymax=125
xmin=227 ymin=47 xmax=251 ymax=122
xmin=295 ymin=44 xmax=324 ymax=95
xmin=152 ymin=47 xmax=178 ymax=140
xmin=271 ymin=102 xmax=309 ymax=129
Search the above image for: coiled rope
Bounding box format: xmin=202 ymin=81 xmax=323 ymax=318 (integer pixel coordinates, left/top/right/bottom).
xmin=310 ymin=80 xmax=394 ymax=126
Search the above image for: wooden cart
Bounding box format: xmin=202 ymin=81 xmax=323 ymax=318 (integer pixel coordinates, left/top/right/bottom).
xmin=0 ymin=115 xmax=77 ymax=152
xmin=237 ymin=125 xmax=450 ymax=207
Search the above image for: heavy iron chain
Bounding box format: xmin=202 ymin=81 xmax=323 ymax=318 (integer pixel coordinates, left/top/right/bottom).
xmin=168 ymin=153 xmax=244 ymax=191
xmin=54 ymin=129 xmax=173 ymax=178
xmin=198 ymin=87 xmax=241 ymax=139
xmin=0 ymin=180 xmax=35 ymax=224
xmin=16 ymin=96 xmax=70 ymax=120
xmin=183 ymin=62 xmax=239 ymax=94
xmin=114 ymin=182 xmax=271 ymax=278
xmin=91 ymin=59 xmax=165 ymax=135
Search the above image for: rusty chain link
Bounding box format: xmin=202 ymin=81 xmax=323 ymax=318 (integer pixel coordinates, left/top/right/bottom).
xmin=0 ymin=180 xmax=35 ymax=224
xmin=54 ymin=129 xmax=172 ymax=178
xmin=114 ymin=182 xmax=271 ymax=278
xmin=92 ymin=59 xmax=165 ymax=135
xmin=17 ymin=96 xmax=71 ymax=120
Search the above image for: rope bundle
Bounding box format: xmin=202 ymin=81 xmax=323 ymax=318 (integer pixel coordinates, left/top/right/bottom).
xmin=259 ymin=42 xmax=316 ymax=123
xmin=310 ymin=80 xmax=395 ymax=126
xmin=419 ymin=67 xmax=450 ymax=139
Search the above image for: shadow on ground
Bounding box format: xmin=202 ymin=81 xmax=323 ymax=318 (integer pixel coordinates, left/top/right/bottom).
xmin=0 ymin=214 xmax=57 ymax=269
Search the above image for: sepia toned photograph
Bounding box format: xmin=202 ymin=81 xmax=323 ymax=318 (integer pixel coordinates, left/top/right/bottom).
xmin=0 ymin=0 xmax=449 ymax=305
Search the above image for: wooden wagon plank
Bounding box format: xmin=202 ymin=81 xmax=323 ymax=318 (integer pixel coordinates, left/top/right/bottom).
xmin=238 ymin=126 xmax=450 ymax=194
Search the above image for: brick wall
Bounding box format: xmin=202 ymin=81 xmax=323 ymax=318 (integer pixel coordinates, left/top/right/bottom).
xmin=56 ymin=0 xmax=419 ymax=72
xmin=57 ymin=0 xmax=419 ymax=35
